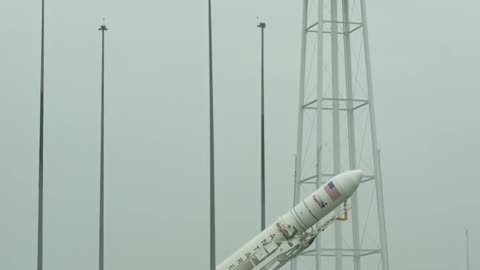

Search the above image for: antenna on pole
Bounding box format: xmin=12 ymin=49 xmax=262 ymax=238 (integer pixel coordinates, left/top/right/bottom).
xmin=208 ymin=1 xmax=216 ymax=269
xmin=37 ymin=0 xmax=45 ymax=269
xmin=466 ymin=229 xmax=470 ymax=270
xmin=257 ymin=21 xmax=266 ymax=231
xmin=98 ymin=20 xmax=108 ymax=270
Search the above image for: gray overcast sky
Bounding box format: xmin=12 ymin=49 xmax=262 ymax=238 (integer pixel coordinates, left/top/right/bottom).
xmin=1 ymin=0 xmax=479 ymax=270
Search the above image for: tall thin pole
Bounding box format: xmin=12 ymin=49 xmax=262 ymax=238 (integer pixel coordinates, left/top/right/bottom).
xmin=98 ymin=22 xmax=108 ymax=270
xmin=208 ymin=1 xmax=216 ymax=269
xmin=37 ymin=0 xmax=45 ymax=269
xmin=466 ymin=229 xmax=470 ymax=270
xmin=257 ymin=22 xmax=266 ymax=231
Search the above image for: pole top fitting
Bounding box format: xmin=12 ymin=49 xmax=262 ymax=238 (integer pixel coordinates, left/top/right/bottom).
xmin=99 ymin=17 xmax=108 ymax=31
xmin=257 ymin=22 xmax=266 ymax=28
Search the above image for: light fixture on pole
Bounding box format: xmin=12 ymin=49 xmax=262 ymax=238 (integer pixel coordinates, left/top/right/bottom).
xmin=98 ymin=21 xmax=108 ymax=270
xmin=257 ymin=21 xmax=266 ymax=231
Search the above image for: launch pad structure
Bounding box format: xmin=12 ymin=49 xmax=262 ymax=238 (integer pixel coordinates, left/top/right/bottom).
xmin=291 ymin=1 xmax=389 ymax=270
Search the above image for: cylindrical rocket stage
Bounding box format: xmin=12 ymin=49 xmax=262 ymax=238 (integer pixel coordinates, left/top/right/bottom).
xmin=217 ymin=170 xmax=364 ymax=270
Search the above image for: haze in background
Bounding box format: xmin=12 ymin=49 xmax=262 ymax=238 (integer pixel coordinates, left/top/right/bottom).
xmin=0 ymin=0 xmax=479 ymax=269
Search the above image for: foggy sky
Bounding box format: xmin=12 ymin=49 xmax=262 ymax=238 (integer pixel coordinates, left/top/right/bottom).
xmin=1 ymin=0 xmax=479 ymax=270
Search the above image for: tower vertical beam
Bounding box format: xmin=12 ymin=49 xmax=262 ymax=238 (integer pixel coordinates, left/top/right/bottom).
xmin=359 ymin=0 xmax=390 ymax=269
xmin=294 ymin=0 xmax=309 ymax=208
xmin=330 ymin=1 xmax=342 ymax=270
xmin=341 ymin=1 xmax=361 ymax=270
xmin=315 ymin=1 xmax=325 ymax=270
xmin=291 ymin=2 xmax=308 ymax=270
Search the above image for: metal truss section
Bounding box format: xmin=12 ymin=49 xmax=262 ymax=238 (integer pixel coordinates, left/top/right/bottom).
xmin=303 ymin=98 xmax=369 ymax=111
xmin=291 ymin=1 xmax=390 ymax=270
xmin=306 ymin=21 xmax=363 ymax=34
xmin=300 ymin=175 xmax=375 ymax=185
xmin=300 ymin=248 xmax=380 ymax=257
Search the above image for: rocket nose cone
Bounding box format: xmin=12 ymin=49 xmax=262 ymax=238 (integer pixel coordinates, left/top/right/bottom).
xmin=349 ymin=169 xmax=364 ymax=189
xmin=336 ymin=169 xmax=363 ymax=196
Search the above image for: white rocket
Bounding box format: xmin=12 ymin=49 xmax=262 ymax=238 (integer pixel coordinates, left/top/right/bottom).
xmin=217 ymin=170 xmax=364 ymax=270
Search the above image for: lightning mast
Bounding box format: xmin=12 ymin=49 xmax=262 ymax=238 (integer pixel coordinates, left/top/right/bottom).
xmin=37 ymin=0 xmax=45 ymax=269
xmin=98 ymin=21 xmax=108 ymax=270
xmin=208 ymin=1 xmax=217 ymax=270
xmin=258 ymin=21 xmax=267 ymax=231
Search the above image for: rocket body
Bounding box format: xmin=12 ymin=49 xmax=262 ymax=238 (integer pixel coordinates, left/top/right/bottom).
xmin=216 ymin=170 xmax=363 ymax=270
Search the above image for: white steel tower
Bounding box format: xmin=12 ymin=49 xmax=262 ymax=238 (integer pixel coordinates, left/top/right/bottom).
xmin=291 ymin=1 xmax=389 ymax=270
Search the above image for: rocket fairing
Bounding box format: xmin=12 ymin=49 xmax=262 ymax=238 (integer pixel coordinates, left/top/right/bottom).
xmin=217 ymin=170 xmax=364 ymax=270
